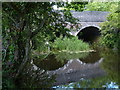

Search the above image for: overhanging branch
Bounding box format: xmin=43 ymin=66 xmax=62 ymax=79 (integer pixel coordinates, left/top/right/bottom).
xmin=30 ymin=18 xmax=46 ymax=38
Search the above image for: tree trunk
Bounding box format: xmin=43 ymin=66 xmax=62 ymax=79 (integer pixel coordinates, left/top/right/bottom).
xmin=15 ymin=35 xmax=31 ymax=78
xmin=15 ymin=17 xmax=31 ymax=78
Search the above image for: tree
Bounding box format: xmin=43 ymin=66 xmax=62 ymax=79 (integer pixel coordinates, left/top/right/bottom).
xmin=100 ymin=2 xmax=120 ymax=50
xmin=65 ymin=2 xmax=88 ymax=11
xmin=2 ymin=2 xmax=77 ymax=88
xmin=84 ymin=2 xmax=118 ymax=12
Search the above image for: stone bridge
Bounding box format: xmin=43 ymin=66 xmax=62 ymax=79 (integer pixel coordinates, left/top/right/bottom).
xmin=66 ymin=11 xmax=110 ymax=43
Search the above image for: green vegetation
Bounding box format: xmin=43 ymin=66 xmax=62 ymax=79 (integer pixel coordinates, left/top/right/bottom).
xmin=65 ymin=2 xmax=88 ymax=11
xmin=85 ymin=2 xmax=118 ymax=12
xmin=2 ymin=2 xmax=90 ymax=88
xmin=84 ymin=2 xmax=120 ymax=51
xmin=100 ymin=49 xmax=120 ymax=85
xmin=2 ymin=1 xmax=120 ymax=89
xmin=2 ymin=2 xmax=77 ymax=88
xmin=52 ymin=36 xmax=90 ymax=52
xmin=100 ymin=2 xmax=120 ymax=50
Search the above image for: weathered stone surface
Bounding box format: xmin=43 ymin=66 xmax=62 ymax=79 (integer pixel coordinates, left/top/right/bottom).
xmin=68 ymin=11 xmax=110 ymax=36
xmin=71 ymin=11 xmax=110 ymax=22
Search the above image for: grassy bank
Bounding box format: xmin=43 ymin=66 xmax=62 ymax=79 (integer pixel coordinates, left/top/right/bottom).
xmin=52 ymin=36 xmax=90 ymax=52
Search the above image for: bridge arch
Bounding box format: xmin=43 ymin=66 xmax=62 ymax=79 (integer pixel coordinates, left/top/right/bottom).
xmin=77 ymin=26 xmax=101 ymax=43
xmin=78 ymin=25 xmax=101 ymax=33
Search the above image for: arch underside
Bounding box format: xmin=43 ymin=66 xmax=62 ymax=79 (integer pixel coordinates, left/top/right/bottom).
xmin=77 ymin=26 xmax=100 ymax=43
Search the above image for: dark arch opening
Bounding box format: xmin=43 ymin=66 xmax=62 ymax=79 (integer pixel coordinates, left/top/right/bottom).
xmin=77 ymin=26 xmax=100 ymax=43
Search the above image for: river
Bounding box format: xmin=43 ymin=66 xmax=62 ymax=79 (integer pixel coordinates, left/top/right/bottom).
xmin=16 ymin=47 xmax=120 ymax=88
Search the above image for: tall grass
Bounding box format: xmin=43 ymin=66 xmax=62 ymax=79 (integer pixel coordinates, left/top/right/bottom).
xmin=52 ymin=36 xmax=90 ymax=52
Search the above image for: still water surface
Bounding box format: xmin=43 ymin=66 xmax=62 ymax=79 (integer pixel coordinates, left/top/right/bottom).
xmin=16 ymin=48 xmax=120 ymax=88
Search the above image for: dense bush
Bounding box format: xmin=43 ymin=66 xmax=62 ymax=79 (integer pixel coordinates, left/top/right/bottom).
xmin=65 ymin=2 xmax=88 ymax=11
xmin=84 ymin=2 xmax=118 ymax=12
xmin=52 ymin=36 xmax=90 ymax=52
xmin=100 ymin=9 xmax=120 ymax=50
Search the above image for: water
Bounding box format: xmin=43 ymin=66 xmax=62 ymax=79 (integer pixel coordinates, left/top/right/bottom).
xmin=16 ymin=48 xmax=120 ymax=88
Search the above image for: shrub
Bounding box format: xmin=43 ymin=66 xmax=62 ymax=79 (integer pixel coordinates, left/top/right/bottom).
xmin=84 ymin=2 xmax=118 ymax=12
xmin=100 ymin=10 xmax=120 ymax=50
xmin=52 ymin=36 xmax=90 ymax=52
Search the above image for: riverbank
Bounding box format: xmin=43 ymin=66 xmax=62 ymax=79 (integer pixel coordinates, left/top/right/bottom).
xmin=32 ymin=49 xmax=96 ymax=55
xmin=58 ymin=50 xmax=96 ymax=53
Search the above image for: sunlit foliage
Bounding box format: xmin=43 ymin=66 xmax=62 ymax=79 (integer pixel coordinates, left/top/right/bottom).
xmin=52 ymin=36 xmax=90 ymax=52
xmin=85 ymin=2 xmax=118 ymax=12
xmin=100 ymin=2 xmax=120 ymax=50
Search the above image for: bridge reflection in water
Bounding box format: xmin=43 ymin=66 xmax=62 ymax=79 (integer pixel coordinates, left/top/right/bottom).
xmin=31 ymin=50 xmax=106 ymax=86
xmin=48 ymin=58 xmax=105 ymax=86
xmin=16 ymin=49 xmax=119 ymax=88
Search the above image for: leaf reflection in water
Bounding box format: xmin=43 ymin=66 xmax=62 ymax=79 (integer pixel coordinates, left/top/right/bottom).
xmin=15 ymin=59 xmax=56 ymax=88
xmin=55 ymin=52 xmax=89 ymax=64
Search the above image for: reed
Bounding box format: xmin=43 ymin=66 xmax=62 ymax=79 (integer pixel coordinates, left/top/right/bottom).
xmin=52 ymin=36 xmax=90 ymax=52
